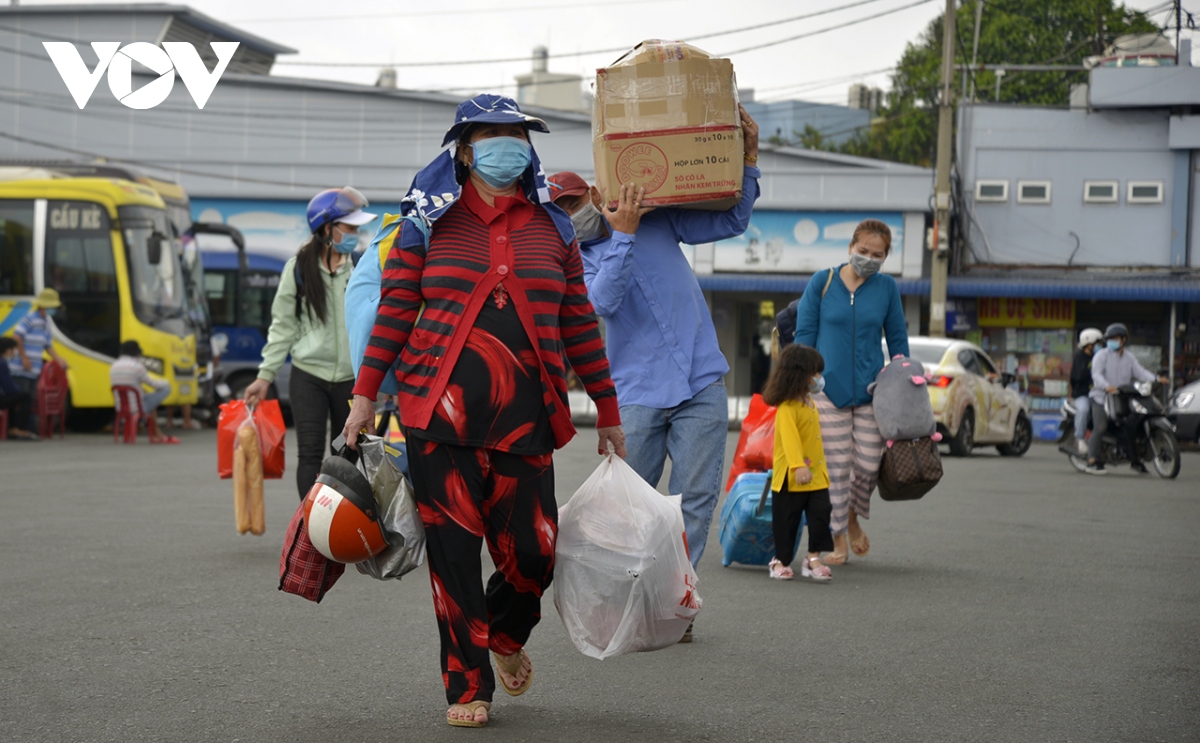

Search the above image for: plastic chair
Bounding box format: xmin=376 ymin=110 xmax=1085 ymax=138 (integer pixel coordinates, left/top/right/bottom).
xmin=36 ymin=361 xmax=68 ymax=440
xmin=0 ymin=408 xmax=7 ymax=440
xmin=112 ymin=385 xmax=148 ymax=444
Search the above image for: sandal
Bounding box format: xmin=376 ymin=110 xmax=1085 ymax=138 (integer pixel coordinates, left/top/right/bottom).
xmin=493 ymin=648 xmax=533 ymax=697
xmin=824 ymin=534 xmax=849 ymax=565
xmin=801 ymin=556 xmax=832 ymax=582
xmin=150 ymin=435 xmax=181 ymax=445
xmin=848 ymin=521 xmax=870 ymax=557
xmin=768 ymin=558 xmax=794 ymax=580
xmin=446 ymin=700 xmax=491 ymax=728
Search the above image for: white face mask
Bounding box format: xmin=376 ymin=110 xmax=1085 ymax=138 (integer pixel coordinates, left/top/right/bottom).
xmin=570 ymin=201 xmax=606 ymax=242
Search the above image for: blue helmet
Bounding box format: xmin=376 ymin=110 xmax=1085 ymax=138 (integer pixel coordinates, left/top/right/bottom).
xmin=306 ymin=186 xmax=377 ymax=233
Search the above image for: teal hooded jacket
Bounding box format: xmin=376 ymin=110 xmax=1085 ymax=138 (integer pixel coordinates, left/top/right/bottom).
xmin=793 ymin=265 xmax=910 ymax=409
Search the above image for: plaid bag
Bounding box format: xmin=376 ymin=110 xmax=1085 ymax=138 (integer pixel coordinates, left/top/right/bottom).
xmin=877 ymin=436 xmax=943 ymax=502
xmin=278 ymin=502 xmax=344 ymax=603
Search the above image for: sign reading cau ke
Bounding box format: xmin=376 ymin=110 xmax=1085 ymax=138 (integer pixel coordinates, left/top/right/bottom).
xmin=43 ymin=41 xmax=239 ymax=110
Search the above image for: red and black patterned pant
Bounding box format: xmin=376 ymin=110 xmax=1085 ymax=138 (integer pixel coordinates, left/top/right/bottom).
xmin=407 ymin=434 xmax=557 ymax=705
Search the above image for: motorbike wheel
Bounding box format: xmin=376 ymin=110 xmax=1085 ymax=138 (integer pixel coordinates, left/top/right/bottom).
xmin=1068 ymin=453 xmax=1089 ymax=473
xmin=1147 ymin=429 xmax=1181 ymax=479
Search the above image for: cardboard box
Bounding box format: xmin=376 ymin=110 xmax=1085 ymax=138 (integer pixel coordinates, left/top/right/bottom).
xmin=593 ymin=40 xmax=743 ymax=211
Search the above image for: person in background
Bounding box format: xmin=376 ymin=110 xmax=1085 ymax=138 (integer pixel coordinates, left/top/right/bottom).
xmin=791 ymin=219 xmax=909 ymax=565
xmin=110 ymin=340 xmax=178 ymax=444
xmin=8 ymin=287 xmax=69 ymax=432
xmin=1085 ymin=323 xmax=1169 ymax=474
xmin=244 ymin=187 xmax=375 ymax=498
xmin=546 ymin=104 xmax=760 ymax=644
xmin=1069 ymin=328 xmax=1104 ymax=456
xmin=0 ymin=337 xmax=36 ymax=440
xmin=762 ymin=343 xmax=833 ymax=582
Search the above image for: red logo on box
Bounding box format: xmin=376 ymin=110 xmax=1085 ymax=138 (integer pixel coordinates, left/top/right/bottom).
xmin=615 ymin=142 xmax=668 ymax=194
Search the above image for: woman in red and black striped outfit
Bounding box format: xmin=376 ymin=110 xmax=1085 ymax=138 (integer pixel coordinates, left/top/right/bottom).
xmin=342 ymin=95 xmax=625 ymax=729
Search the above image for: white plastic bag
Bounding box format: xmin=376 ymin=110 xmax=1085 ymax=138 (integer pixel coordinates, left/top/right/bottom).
xmin=553 ymin=455 xmax=702 ymax=659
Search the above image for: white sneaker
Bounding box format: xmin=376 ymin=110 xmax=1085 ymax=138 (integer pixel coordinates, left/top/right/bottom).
xmin=1077 ymin=440 xmax=1088 ymax=456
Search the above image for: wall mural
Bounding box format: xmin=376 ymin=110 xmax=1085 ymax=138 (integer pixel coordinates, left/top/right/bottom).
xmin=712 ymin=210 xmax=905 ymax=274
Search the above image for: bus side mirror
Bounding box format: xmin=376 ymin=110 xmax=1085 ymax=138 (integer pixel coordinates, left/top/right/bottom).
xmin=147 ymin=232 xmax=165 ymax=265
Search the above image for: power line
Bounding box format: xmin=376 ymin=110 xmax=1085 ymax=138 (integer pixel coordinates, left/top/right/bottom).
xmin=721 ymin=0 xmax=936 ymax=56
xmin=231 ymin=0 xmax=686 ymax=23
xmin=0 ymin=130 xmax=396 ymax=191
xmin=271 ymin=0 xmax=909 ymax=67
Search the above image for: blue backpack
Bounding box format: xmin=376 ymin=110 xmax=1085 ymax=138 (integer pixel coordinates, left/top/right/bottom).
xmin=344 ymin=214 xmax=430 ymax=397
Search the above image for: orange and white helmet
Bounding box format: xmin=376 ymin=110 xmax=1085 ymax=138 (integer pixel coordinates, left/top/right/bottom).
xmin=303 ymin=455 xmax=387 ymax=563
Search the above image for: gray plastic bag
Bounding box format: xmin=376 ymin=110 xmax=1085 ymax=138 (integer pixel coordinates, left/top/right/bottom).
xmin=354 ymin=435 xmax=426 ymax=581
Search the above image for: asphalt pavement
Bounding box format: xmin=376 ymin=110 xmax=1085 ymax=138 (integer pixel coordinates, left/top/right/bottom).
xmin=2 ymin=429 xmax=1198 ymax=743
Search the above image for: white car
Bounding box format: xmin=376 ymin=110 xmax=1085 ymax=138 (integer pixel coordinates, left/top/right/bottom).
xmin=901 ymin=337 xmax=1032 ymax=457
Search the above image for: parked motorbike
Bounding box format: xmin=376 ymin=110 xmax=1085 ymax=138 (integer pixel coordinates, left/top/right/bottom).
xmin=1057 ymin=381 xmax=1181 ymax=478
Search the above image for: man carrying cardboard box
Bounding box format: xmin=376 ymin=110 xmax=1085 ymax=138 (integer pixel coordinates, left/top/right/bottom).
xmin=548 ymin=105 xmax=759 ymax=643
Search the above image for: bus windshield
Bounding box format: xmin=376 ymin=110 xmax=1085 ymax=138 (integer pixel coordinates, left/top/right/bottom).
xmin=119 ymin=205 xmax=186 ymax=330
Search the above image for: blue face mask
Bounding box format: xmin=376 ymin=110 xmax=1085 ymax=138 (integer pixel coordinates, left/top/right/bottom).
xmin=43 ymin=308 xmax=57 ymax=318
xmin=332 ymin=229 xmax=359 ymax=255
xmin=1106 ymin=339 xmax=1121 ymax=351
xmin=810 ymin=375 xmax=825 ymax=395
xmin=471 ymin=136 xmax=532 ymax=188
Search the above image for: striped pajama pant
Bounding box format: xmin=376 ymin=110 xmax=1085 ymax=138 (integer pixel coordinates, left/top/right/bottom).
xmin=814 ymin=395 xmax=884 ymax=536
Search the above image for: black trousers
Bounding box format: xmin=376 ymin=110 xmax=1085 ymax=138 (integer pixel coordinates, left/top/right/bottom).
xmin=1088 ymin=400 xmax=1140 ymax=464
xmin=406 ymin=434 xmax=557 ymax=705
xmin=287 ymin=366 xmax=354 ymax=499
xmin=13 ymin=376 xmax=37 ymax=430
xmin=0 ymin=391 xmax=32 ymax=432
xmin=772 ymin=483 xmax=833 ymax=565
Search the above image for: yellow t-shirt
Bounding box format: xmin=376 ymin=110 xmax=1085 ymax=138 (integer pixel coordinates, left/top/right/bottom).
xmin=771 ymin=398 xmax=830 ymax=493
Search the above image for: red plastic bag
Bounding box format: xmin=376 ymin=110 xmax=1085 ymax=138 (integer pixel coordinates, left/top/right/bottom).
xmin=218 ymin=400 xmax=286 ymax=480
xmin=278 ymin=502 xmax=344 ymax=603
xmin=254 ymin=400 xmax=286 ymax=479
xmin=724 ymin=394 xmax=778 ymax=492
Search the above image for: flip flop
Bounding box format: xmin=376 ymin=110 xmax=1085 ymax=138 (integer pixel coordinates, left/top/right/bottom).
xmin=446 ymin=700 xmax=490 ymax=728
xmin=493 ymin=649 xmax=533 ymax=697
xmin=848 ymin=522 xmax=870 ymax=556
xmin=150 ymin=436 xmax=181 ymax=445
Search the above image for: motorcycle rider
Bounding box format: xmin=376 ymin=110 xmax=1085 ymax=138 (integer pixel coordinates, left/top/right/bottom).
xmin=1086 ymin=323 xmax=1170 ymax=474
xmin=1069 ymin=328 xmax=1103 ymax=455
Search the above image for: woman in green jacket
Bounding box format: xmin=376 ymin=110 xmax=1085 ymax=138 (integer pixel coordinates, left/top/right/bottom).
xmin=244 ymin=187 xmax=376 ymax=498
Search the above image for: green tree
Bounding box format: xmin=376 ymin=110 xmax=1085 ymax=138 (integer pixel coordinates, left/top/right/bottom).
xmin=840 ymin=0 xmax=1158 ymax=166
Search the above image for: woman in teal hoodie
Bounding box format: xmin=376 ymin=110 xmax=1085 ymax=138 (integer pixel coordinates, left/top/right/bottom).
xmin=793 ymin=219 xmax=909 ymax=564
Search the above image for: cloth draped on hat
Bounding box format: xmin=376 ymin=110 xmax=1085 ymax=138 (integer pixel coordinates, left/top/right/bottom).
xmin=392 ymin=151 xmax=576 ymax=252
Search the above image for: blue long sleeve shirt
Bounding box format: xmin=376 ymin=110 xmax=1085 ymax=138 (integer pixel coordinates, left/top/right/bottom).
xmin=580 ymin=165 xmax=761 ymax=409
xmin=793 ymin=265 xmax=910 ymax=409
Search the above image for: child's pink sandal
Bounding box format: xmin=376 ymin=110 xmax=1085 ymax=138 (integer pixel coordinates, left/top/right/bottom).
xmin=801 ymin=556 xmax=832 ymax=582
xmin=768 ymin=558 xmax=794 ymax=580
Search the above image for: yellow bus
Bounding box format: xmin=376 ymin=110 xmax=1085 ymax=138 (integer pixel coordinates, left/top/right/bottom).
xmin=0 ymin=167 xmax=197 ymax=426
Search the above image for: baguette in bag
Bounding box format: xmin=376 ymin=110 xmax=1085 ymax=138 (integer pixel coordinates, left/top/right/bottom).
xmin=233 ymin=421 xmax=265 ymax=535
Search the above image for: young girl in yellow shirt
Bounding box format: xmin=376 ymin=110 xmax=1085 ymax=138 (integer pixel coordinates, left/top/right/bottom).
xmin=762 ymin=344 xmax=833 ymax=582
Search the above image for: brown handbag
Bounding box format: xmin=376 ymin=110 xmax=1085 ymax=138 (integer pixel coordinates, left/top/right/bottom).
xmin=877 ymin=437 xmax=943 ymax=501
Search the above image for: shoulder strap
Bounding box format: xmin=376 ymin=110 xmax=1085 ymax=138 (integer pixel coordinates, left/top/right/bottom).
xmin=293 ymin=260 xmax=304 ymax=319
xmin=821 ymin=266 xmax=837 ymax=298
xmin=795 ymin=267 xmax=839 ymax=340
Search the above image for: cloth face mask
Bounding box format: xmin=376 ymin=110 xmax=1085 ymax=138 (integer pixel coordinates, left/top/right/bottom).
xmin=471 ymin=137 xmax=532 ymax=188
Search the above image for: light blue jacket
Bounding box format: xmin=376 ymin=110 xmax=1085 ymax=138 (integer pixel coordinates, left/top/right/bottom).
xmin=794 ymin=265 xmax=909 ymax=409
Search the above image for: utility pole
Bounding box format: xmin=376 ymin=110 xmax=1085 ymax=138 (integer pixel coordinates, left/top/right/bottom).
xmin=969 ymin=0 xmax=984 ymax=101
xmin=1176 ymin=0 xmax=1183 ymax=66
xmin=930 ymin=0 xmax=956 ymax=338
